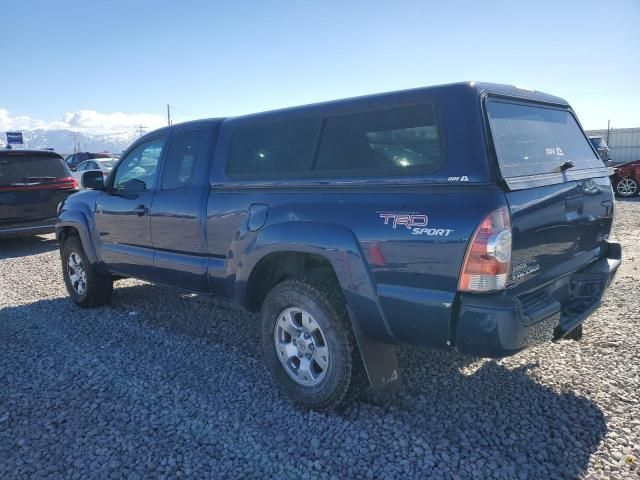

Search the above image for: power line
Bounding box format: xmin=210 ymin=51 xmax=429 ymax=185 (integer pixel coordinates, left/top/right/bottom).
xmin=136 ymin=124 xmax=147 ymax=137
xmin=168 ymin=104 xmax=193 ymax=119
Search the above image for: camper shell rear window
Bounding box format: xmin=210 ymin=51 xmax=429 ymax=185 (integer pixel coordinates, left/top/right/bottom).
xmin=486 ymin=99 xmax=606 ymax=188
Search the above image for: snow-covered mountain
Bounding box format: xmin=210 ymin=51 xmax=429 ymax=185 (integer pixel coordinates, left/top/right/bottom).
xmin=1 ymin=129 xmax=139 ymax=154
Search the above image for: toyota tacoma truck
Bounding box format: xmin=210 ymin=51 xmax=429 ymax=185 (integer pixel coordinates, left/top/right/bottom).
xmin=56 ymin=82 xmax=621 ymax=409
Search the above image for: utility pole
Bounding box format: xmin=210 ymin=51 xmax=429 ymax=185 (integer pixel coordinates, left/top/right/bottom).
xmin=137 ymin=125 xmax=147 ymax=137
xmin=167 ymin=104 xmax=171 ymax=126
xmin=607 ymin=119 xmax=611 ymax=145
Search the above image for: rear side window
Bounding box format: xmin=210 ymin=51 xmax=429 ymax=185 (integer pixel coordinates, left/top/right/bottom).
xmin=0 ymin=154 xmax=68 ymax=185
xmin=487 ymin=100 xmax=603 ymax=179
xmin=225 ymin=103 xmax=442 ymax=180
xmin=226 ymin=118 xmax=321 ymax=179
xmin=315 ymin=103 xmax=442 ymax=176
xmin=161 ymin=130 xmax=204 ymax=189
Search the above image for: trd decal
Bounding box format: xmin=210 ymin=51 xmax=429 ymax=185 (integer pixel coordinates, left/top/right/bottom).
xmin=379 ymin=212 xmax=428 ymax=230
xmin=378 ymin=212 xmax=453 ymax=237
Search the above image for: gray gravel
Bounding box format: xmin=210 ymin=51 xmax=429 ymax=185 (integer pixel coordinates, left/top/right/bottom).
xmin=1 ymin=199 xmax=639 ymax=479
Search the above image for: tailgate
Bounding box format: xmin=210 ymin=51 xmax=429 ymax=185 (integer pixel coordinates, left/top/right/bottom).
xmin=486 ymin=99 xmax=614 ymax=290
xmin=505 ymin=177 xmax=613 ymax=289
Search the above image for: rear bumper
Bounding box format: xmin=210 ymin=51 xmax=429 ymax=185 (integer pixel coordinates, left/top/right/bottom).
xmin=453 ymin=242 xmax=621 ymax=358
xmin=0 ymin=218 xmax=56 ymax=237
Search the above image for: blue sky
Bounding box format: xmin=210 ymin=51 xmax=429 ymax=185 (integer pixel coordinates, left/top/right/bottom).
xmin=1 ymin=0 xmax=639 ymax=133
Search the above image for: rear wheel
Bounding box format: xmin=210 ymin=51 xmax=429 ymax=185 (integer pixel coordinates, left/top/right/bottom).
xmin=261 ymin=275 xmax=366 ymax=409
xmin=61 ymin=236 xmax=113 ymax=308
xmin=614 ymin=177 xmax=638 ymax=197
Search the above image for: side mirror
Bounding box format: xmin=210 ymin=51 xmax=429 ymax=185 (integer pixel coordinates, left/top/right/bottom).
xmin=81 ymin=170 xmax=105 ymax=190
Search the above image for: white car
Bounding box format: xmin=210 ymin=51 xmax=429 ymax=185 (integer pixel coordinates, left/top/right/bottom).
xmin=72 ymin=158 xmax=117 ymax=189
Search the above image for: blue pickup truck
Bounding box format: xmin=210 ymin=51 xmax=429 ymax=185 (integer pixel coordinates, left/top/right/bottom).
xmin=56 ymin=82 xmax=621 ymax=409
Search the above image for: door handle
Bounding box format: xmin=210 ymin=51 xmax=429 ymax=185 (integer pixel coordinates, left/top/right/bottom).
xmin=133 ymin=205 xmax=149 ymax=216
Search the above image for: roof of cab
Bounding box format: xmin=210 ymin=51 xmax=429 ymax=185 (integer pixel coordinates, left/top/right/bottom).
xmin=137 ymin=118 xmax=225 ymax=142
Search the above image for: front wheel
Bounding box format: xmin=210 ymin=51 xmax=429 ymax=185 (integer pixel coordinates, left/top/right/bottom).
xmin=61 ymin=236 xmax=113 ymax=308
xmin=261 ymin=275 xmax=366 ymax=410
xmin=614 ymin=177 xmax=638 ymax=197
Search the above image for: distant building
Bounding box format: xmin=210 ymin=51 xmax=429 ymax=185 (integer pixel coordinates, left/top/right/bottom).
xmin=585 ymin=127 xmax=640 ymax=164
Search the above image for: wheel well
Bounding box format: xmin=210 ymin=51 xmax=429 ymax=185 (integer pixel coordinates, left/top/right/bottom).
xmin=246 ymin=252 xmax=339 ymax=312
xmin=58 ymin=226 xmax=80 ymax=244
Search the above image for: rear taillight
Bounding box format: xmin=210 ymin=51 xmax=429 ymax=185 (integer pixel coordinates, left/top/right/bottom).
xmin=458 ymin=207 xmax=512 ymax=292
xmin=0 ymin=177 xmax=77 ymax=192
xmin=55 ymin=177 xmax=78 ymax=190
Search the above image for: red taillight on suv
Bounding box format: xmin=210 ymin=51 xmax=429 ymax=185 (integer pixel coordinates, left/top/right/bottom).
xmin=0 ymin=176 xmax=78 ymax=192
xmin=55 ymin=177 xmax=78 ymax=190
xmin=458 ymin=207 xmax=512 ymax=292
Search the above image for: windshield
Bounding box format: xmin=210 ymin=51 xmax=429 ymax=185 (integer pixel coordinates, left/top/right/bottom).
xmin=487 ymin=100 xmax=602 ymax=178
xmin=0 ymin=155 xmax=68 ymax=185
xmin=100 ymin=159 xmax=116 ymax=169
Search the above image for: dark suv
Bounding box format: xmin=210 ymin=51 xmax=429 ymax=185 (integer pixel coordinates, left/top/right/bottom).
xmin=1 ymin=150 xmax=77 ymax=237
xmin=56 ymin=82 xmax=621 ymax=409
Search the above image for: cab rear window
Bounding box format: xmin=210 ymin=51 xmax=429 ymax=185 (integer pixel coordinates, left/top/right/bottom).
xmin=487 ymin=100 xmax=603 ymax=179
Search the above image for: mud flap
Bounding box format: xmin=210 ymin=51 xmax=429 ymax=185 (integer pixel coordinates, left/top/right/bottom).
xmin=565 ymin=324 xmax=583 ymax=341
xmin=349 ymin=311 xmax=402 ymax=398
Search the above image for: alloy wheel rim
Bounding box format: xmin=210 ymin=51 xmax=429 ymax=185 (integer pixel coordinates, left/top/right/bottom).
xmin=273 ymin=307 xmax=330 ymax=386
xmin=67 ymin=252 xmax=87 ymax=295
xmin=617 ymin=178 xmax=637 ymax=196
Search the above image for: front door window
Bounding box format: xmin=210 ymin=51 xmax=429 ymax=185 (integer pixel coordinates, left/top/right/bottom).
xmin=113 ymin=138 xmax=164 ymax=192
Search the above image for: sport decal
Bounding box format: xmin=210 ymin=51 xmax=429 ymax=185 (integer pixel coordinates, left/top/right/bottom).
xmin=378 ymin=212 xmax=453 ymax=237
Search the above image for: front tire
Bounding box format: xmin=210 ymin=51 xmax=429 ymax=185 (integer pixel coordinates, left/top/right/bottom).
xmin=261 ymin=275 xmax=365 ymax=410
xmin=61 ymin=236 xmax=113 ymax=308
xmin=614 ymin=177 xmax=638 ymax=197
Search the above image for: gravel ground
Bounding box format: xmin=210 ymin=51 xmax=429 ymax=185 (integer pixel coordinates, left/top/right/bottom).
xmin=1 ymin=199 xmax=639 ymax=479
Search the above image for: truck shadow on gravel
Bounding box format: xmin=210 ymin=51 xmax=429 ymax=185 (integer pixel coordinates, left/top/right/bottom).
xmin=0 ymin=234 xmax=58 ymax=260
xmin=392 ymin=348 xmax=607 ymax=478
xmin=1 ymin=282 xmax=607 ymax=479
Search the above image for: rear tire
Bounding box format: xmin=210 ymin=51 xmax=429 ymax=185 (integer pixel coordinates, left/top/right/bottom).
xmin=61 ymin=236 xmax=113 ymax=308
xmin=614 ymin=177 xmax=638 ymax=197
xmin=261 ymin=275 xmax=366 ymax=410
